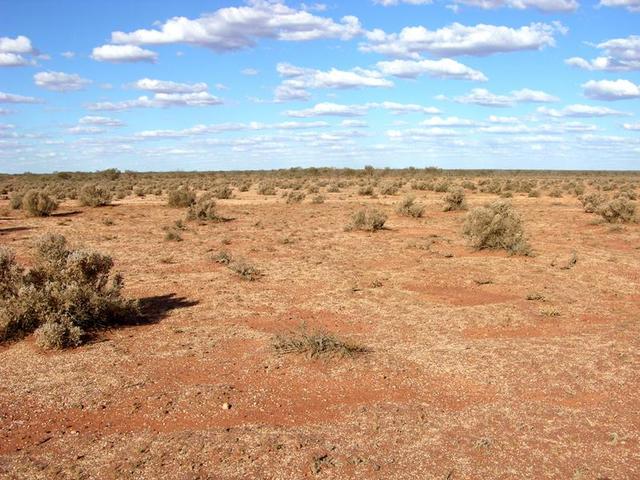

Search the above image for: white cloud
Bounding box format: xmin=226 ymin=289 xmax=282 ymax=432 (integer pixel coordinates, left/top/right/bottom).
xmin=79 ymin=116 xmax=124 ymax=127
xmin=0 ymin=91 xmax=42 ymax=104
xmin=108 ymin=1 xmax=362 ymax=52
xmin=566 ymin=36 xmax=640 ymax=72
xmin=68 ymin=126 xmax=106 ymax=135
xmin=286 ymin=102 xmax=368 ymax=117
xmin=451 ymin=88 xmax=558 ymax=107
xmin=376 ymin=58 xmax=487 ymax=81
xmin=538 ymin=104 xmax=630 ymax=117
xmin=454 ymin=0 xmax=578 ymax=12
xmin=274 ymin=62 xmax=393 ymax=102
xmin=132 ymin=78 xmax=209 ymax=93
xmin=598 ymin=0 xmax=640 ymax=11
xmin=91 ymin=44 xmax=158 ymax=63
xmin=341 ymin=119 xmax=368 ymax=127
xmin=582 ymin=79 xmax=640 ymax=101
xmin=420 ymin=116 xmax=477 ymax=126
xmin=242 ymin=68 xmax=260 ymax=76
xmin=87 ymin=92 xmax=222 ymax=110
xmin=0 ymin=35 xmax=37 ymax=67
xmin=34 ymin=71 xmax=91 ymax=92
xmin=61 ymin=51 xmax=75 ymax=59
xmin=623 ymin=122 xmax=640 ymax=131
xmin=285 ymin=101 xmax=440 ymax=117
xmin=360 ymin=22 xmax=564 ymax=58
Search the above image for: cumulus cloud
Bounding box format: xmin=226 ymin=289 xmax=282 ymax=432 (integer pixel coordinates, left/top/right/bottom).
xmin=134 ymin=120 xmax=332 ymax=139
xmin=537 ymin=104 xmax=630 ymax=117
xmin=598 ymin=0 xmax=640 ymax=11
xmin=274 ymin=62 xmax=393 ymax=102
xmin=376 ymin=58 xmax=487 ymax=81
xmin=107 ymin=1 xmax=362 ymax=53
xmin=285 ymin=101 xmax=440 ymax=117
xmin=0 ymin=91 xmax=42 ymax=104
xmin=360 ymin=22 xmax=565 ymax=58
xmin=87 ymin=92 xmax=222 ymax=111
xmin=132 ymin=78 xmax=209 ymax=93
xmin=0 ymin=35 xmax=37 ymax=67
xmin=622 ymin=122 xmax=640 ymax=131
xmin=420 ymin=116 xmax=477 ymax=126
xmin=566 ymin=36 xmax=640 ymax=72
xmin=34 ymin=71 xmax=91 ymax=91
xmin=450 ymin=88 xmax=558 ymax=107
xmin=91 ymin=44 xmax=158 ymax=63
xmin=454 ymin=0 xmax=578 ymax=12
xmin=242 ymin=68 xmax=260 ymax=76
xmin=79 ymin=116 xmax=124 ymax=127
xmin=582 ymin=79 xmax=640 ymax=101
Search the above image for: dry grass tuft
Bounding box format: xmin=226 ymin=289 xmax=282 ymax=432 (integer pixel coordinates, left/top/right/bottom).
xmin=273 ymin=325 xmax=367 ymax=358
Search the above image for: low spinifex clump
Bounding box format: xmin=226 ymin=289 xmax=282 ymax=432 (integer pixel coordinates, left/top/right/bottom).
xmin=273 ymin=325 xmax=367 ymax=358
xmin=462 ymin=200 xmax=531 ymax=255
xmin=0 ymin=234 xmax=138 ymax=349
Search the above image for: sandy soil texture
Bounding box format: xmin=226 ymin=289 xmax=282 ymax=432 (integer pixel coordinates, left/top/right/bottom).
xmin=1 ymin=186 xmax=639 ymax=479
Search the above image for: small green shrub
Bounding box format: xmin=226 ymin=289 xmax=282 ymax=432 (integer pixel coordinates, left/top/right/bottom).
xmin=22 ymin=190 xmax=58 ymax=217
xmin=212 ymin=184 xmax=233 ymax=199
xmin=257 ymin=182 xmax=276 ymax=195
xmin=396 ymin=195 xmax=424 ymax=218
xmin=580 ymin=192 xmax=606 ymax=213
xmin=462 ymin=200 xmax=531 ymax=255
xmin=358 ymin=184 xmax=375 ymax=196
xmin=286 ymin=191 xmax=306 ymax=204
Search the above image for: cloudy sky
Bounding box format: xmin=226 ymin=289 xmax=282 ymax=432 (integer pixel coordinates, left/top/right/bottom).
xmin=1 ymin=0 xmax=639 ymax=173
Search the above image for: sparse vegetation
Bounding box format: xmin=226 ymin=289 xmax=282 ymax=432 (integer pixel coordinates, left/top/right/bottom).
xmin=273 ymin=325 xmax=367 ymax=358
xmin=396 ymin=195 xmax=424 ymax=218
xmin=0 ymin=234 xmax=138 ymax=348
xmin=22 ymin=190 xmax=58 ymax=217
xmin=443 ymin=187 xmax=467 ymax=211
xmin=462 ymin=200 xmax=531 ymax=255
xmin=598 ymin=197 xmax=636 ymax=223
xmin=187 ymin=193 xmax=222 ymax=221
xmin=347 ymin=208 xmax=387 ymax=231
xmin=79 ymin=183 xmax=112 ymax=207
xmin=167 ymin=188 xmax=196 ymax=208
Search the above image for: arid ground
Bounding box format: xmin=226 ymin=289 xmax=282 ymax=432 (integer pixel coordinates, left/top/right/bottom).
xmin=1 ymin=172 xmax=639 ymax=479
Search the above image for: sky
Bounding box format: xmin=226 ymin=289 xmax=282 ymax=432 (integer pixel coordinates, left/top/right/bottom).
xmin=0 ymin=0 xmax=639 ymax=173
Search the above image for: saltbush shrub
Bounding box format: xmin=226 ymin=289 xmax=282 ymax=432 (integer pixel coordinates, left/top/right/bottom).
xmin=462 ymin=200 xmax=531 ymax=255
xmin=79 ymin=183 xmax=112 ymax=207
xmin=22 ymin=190 xmax=58 ymax=217
xmin=347 ymin=209 xmax=387 ymax=231
xmin=443 ymin=187 xmax=467 ymax=211
xmin=167 ymin=188 xmax=196 ymax=208
xmin=598 ymin=197 xmax=636 ymax=223
xmin=187 ymin=193 xmax=222 ymax=221
xmin=396 ymin=195 xmax=424 ymax=218
xmin=0 ymin=234 xmax=138 ymax=348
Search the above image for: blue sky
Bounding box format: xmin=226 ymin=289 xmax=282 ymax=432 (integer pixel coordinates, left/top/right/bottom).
xmin=0 ymin=0 xmax=639 ymax=173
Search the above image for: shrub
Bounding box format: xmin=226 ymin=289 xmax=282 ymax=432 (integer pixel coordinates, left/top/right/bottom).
xmin=79 ymin=183 xmax=112 ymax=207
xmin=396 ymin=195 xmax=424 ymax=218
xmin=580 ymin=192 xmax=606 ymax=213
xmin=598 ymin=197 xmax=636 ymax=223
xmin=212 ymin=184 xmax=233 ymax=199
xmin=257 ymin=182 xmax=276 ymax=195
xmin=273 ymin=325 xmax=367 ymax=358
xmin=164 ymin=229 xmax=182 ymax=242
xmin=347 ymin=209 xmax=387 ymax=231
xmin=358 ymin=184 xmax=375 ymax=196
xmin=167 ymin=188 xmax=196 ymax=208
xmin=22 ymin=190 xmax=58 ymax=217
xmin=462 ymin=200 xmax=531 ymax=255
xmin=9 ymin=192 xmax=23 ymax=210
xmin=286 ymin=191 xmax=306 ymax=204
xmin=0 ymin=234 xmax=138 ymax=348
xmin=443 ymin=187 xmax=467 ymax=211
xmin=187 ymin=193 xmax=222 ymax=221
xmin=311 ymin=194 xmax=325 ymax=204
xmin=327 ymin=184 xmax=340 ymax=193
xmin=379 ymin=182 xmax=400 ymax=196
